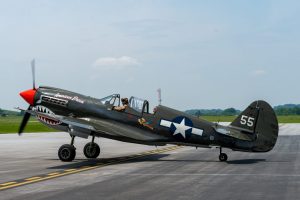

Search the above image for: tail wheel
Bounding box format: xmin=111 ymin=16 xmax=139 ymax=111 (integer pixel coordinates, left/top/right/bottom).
xmin=219 ymin=153 xmax=228 ymax=162
xmin=58 ymin=144 xmax=76 ymax=162
xmin=83 ymin=142 xmax=100 ymax=159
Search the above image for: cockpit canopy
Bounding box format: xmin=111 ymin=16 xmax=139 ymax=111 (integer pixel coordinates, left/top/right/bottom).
xmin=129 ymin=96 xmax=149 ymax=113
xmin=99 ymin=94 xmax=149 ymax=114
xmin=100 ymin=94 xmax=120 ymax=106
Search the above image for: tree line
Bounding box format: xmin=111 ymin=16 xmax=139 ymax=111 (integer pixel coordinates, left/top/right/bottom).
xmin=0 ymin=108 xmax=22 ymax=117
xmin=186 ymin=104 xmax=300 ymax=116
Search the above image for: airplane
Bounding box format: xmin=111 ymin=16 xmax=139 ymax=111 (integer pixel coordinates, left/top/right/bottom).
xmin=18 ymin=60 xmax=279 ymax=162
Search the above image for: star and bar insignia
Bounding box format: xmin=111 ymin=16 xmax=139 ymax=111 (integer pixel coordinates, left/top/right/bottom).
xmin=160 ymin=116 xmax=203 ymax=139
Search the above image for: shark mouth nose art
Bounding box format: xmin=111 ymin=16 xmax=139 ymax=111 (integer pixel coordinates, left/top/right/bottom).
xmin=34 ymin=105 xmax=61 ymax=126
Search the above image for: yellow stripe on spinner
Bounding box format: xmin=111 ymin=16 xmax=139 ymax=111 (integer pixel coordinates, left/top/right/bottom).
xmin=25 ymin=177 xmax=41 ymax=181
xmin=0 ymin=182 xmax=17 ymax=186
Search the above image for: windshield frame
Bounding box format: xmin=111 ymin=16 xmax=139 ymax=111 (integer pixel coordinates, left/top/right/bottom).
xmin=99 ymin=94 xmax=120 ymax=106
xmin=129 ymin=96 xmax=149 ymax=114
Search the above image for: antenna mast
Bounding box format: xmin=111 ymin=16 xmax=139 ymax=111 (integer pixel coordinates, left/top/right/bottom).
xmin=157 ymin=88 xmax=162 ymax=105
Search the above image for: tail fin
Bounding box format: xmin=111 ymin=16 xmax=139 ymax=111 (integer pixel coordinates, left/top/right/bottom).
xmin=231 ymin=101 xmax=260 ymax=133
xmin=230 ymin=100 xmax=279 ymax=152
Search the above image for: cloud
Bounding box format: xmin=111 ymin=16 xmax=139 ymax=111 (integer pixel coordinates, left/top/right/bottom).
xmin=92 ymin=56 xmax=140 ymax=70
xmin=252 ymin=69 xmax=267 ymax=76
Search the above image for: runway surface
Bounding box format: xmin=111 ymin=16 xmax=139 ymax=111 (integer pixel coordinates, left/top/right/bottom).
xmin=1 ymin=124 xmax=300 ymax=200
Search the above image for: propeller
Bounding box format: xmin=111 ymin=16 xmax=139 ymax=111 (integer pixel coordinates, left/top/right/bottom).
xmin=18 ymin=106 xmax=32 ymax=135
xmin=18 ymin=59 xmax=37 ymax=135
xmin=31 ymin=59 xmax=36 ymax=89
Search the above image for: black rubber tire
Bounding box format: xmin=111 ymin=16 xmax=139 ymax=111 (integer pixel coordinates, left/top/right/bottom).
xmin=83 ymin=142 xmax=100 ymax=159
xmin=58 ymin=144 xmax=76 ymax=162
xmin=219 ymin=153 xmax=228 ymax=162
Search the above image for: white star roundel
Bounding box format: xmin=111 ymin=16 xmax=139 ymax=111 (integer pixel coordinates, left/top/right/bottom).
xmin=160 ymin=116 xmax=203 ymax=139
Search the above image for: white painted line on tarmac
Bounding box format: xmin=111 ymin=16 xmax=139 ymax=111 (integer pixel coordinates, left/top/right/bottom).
xmin=122 ymin=173 xmax=300 ymax=177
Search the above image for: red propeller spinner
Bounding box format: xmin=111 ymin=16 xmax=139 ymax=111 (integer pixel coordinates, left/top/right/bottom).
xmin=19 ymin=89 xmax=36 ymax=105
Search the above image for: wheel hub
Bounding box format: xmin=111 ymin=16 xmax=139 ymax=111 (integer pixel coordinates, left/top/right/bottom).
xmin=86 ymin=146 xmax=96 ymax=156
xmin=61 ymin=148 xmax=70 ymax=159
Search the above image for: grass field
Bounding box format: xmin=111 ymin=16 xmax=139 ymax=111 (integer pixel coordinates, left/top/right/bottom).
xmin=1 ymin=115 xmax=300 ymax=134
xmin=200 ymin=116 xmax=236 ymax=122
xmin=0 ymin=116 xmax=56 ymax=134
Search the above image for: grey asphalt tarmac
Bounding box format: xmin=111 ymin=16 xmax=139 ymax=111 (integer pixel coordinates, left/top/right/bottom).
xmin=1 ymin=124 xmax=300 ymax=200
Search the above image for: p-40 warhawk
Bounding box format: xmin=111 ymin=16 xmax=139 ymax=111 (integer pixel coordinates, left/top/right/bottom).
xmin=18 ymin=61 xmax=278 ymax=162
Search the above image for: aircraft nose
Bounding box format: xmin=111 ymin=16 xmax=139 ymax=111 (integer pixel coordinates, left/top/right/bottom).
xmin=19 ymin=89 xmax=36 ymax=105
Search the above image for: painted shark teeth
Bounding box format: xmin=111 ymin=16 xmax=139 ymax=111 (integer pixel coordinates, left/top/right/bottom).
xmin=35 ymin=105 xmax=54 ymax=115
xmin=34 ymin=105 xmax=61 ymax=126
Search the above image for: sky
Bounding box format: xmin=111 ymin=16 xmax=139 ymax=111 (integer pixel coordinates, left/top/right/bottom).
xmin=1 ymin=0 xmax=300 ymax=111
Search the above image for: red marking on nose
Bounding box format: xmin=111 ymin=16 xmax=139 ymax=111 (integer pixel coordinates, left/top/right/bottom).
xmin=19 ymin=89 xmax=36 ymax=105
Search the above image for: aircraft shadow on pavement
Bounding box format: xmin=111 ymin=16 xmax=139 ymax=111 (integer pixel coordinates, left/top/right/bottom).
xmin=226 ymin=159 xmax=266 ymax=164
xmin=47 ymin=154 xmax=170 ymax=170
xmin=47 ymin=154 xmax=269 ymax=170
xmin=137 ymin=157 xmax=267 ymax=164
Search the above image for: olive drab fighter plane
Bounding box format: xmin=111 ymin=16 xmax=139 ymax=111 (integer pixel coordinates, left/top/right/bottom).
xmin=18 ymin=61 xmax=279 ymax=162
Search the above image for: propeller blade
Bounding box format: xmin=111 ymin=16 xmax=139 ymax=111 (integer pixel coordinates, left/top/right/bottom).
xmin=18 ymin=106 xmax=31 ymax=135
xmin=31 ymin=59 xmax=36 ymax=89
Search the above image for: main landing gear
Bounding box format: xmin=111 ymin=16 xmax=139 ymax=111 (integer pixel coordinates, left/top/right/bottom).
xmin=218 ymin=147 xmax=228 ymax=162
xmin=83 ymin=136 xmax=100 ymax=159
xmin=58 ymin=135 xmax=76 ymax=162
xmin=58 ymin=135 xmax=101 ymax=162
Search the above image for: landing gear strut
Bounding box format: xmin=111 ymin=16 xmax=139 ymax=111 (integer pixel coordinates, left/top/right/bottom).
xmin=218 ymin=147 xmax=228 ymax=162
xmin=83 ymin=135 xmax=100 ymax=159
xmin=58 ymin=135 xmax=76 ymax=162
